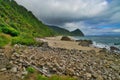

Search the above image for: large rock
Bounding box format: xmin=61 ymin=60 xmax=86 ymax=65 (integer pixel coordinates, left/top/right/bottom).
xmin=61 ymin=36 xmax=72 ymax=41
xmin=110 ymin=46 xmax=119 ymax=51
xmin=77 ymin=40 xmax=93 ymax=47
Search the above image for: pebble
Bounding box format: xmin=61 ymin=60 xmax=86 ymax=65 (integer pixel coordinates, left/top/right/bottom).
xmin=11 ymin=67 xmax=17 ymax=73
xmin=0 ymin=68 xmax=7 ymax=72
xmin=0 ymin=44 xmax=119 ymax=80
xmin=85 ymin=73 xmax=92 ymax=78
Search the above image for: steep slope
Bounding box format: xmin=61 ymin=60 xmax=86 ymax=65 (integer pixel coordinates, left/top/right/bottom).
xmin=0 ymin=0 xmax=55 ymax=46
xmin=71 ymin=29 xmax=84 ymax=36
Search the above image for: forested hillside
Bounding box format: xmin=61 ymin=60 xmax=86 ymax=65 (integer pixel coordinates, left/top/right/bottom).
xmin=49 ymin=26 xmax=84 ymax=36
xmin=0 ymin=0 xmax=55 ymax=47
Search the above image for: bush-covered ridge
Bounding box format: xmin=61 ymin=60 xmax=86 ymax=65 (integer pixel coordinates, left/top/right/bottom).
xmin=0 ymin=0 xmax=55 ymax=47
xmin=48 ymin=26 xmax=84 ymax=36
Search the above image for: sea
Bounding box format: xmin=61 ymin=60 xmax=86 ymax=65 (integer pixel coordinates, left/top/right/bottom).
xmin=71 ymin=36 xmax=120 ymax=50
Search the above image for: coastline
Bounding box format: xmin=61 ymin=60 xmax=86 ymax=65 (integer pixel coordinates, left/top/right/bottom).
xmin=37 ymin=36 xmax=101 ymax=52
xmin=0 ymin=36 xmax=120 ymax=80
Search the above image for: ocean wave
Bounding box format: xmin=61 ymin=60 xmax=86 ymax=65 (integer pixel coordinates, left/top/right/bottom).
xmin=92 ymin=41 xmax=110 ymax=50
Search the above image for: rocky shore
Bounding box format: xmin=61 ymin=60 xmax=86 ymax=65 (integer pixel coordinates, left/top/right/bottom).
xmin=0 ymin=37 xmax=120 ymax=80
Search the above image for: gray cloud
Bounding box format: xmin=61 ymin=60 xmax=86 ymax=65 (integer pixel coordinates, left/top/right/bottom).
xmin=15 ymin=0 xmax=120 ymax=35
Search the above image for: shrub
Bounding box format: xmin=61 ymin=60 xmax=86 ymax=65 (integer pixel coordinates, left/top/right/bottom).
xmin=12 ymin=36 xmax=36 ymax=46
xmin=11 ymin=33 xmax=37 ymax=46
xmin=0 ymin=33 xmax=11 ymax=47
xmin=37 ymin=74 xmax=48 ymax=80
xmin=12 ymin=33 xmax=43 ymax=46
xmin=49 ymin=75 xmax=77 ymax=80
xmin=1 ymin=26 xmax=19 ymax=36
xmin=36 ymin=74 xmax=77 ymax=80
xmin=26 ymin=67 xmax=35 ymax=73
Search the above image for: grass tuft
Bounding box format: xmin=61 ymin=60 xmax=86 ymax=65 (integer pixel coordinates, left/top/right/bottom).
xmin=0 ymin=33 xmax=11 ymax=48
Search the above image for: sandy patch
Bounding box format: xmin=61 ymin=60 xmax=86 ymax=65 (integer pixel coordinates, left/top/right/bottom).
xmin=39 ymin=36 xmax=100 ymax=52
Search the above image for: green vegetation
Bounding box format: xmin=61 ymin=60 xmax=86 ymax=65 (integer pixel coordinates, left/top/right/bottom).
xmin=0 ymin=0 xmax=55 ymax=47
xmin=48 ymin=26 xmax=71 ymax=36
xmin=37 ymin=75 xmax=48 ymax=80
xmin=11 ymin=33 xmax=37 ymax=46
xmin=0 ymin=24 xmax=20 ymax=36
xmin=48 ymin=26 xmax=84 ymax=36
xmin=24 ymin=73 xmax=77 ymax=80
xmin=37 ymin=75 xmax=77 ymax=80
xmin=49 ymin=75 xmax=77 ymax=80
xmin=24 ymin=67 xmax=77 ymax=80
xmin=26 ymin=67 xmax=35 ymax=73
xmin=0 ymin=33 xmax=11 ymax=47
xmin=71 ymin=29 xmax=84 ymax=36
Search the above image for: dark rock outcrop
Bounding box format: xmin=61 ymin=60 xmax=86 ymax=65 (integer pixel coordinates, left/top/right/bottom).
xmin=61 ymin=36 xmax=72 ymax=41
xmin=110 ymin=46 xmax=119 ymax=51
xmin=77 ymin=40 xmax=93 ymax=47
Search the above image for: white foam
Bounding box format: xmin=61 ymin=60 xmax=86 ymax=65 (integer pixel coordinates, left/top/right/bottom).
xmin=92 ymin=41 xmax=110 ymax=50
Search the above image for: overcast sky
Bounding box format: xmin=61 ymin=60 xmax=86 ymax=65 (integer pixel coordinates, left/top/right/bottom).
xmin=15 ymin=0 xmax=120 ymax=35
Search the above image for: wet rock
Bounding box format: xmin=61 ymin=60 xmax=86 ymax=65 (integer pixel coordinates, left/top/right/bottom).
xmin=110 ymin=46 xmax=119 ymax=51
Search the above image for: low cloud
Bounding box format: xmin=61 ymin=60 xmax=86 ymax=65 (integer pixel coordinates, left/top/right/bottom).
xmin=15 ymin=0 xmax=120 ymax=35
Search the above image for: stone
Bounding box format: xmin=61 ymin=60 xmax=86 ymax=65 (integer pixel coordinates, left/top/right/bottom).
xmin=85 ymin=73 xmax=92 ymax=78
xmin=0 ymin=56 xmax=9 ymax=69
xmin=11 ymin=67 xmax=17 ymax=73
xmin=6 ymin=64 xmax=13 ymax=70
xmin=66 ymin=68 xmax=74 ymax=76
xmin=13 ymin=52 xmax=20 ymax=58
xmin=77 ymin=40 xmax=93 ymax=47
xmin=97 ymin=75 xmax=103 ymax=80
xmin=99 ymin=48 xmax=107 ymax=53
xmin=41 ymin=42 xmax=49 ymax=48
xmin=49 ymin=68 xmax=57 ymax=74
xmin=61 ymin=36 xmax=72 ymax=41
xmin=110 ymin=46 xmax=119 ymax=51
xmin=0 ymin=68 xmax=7 ymax=72
xmin=16 ymin=73 xmax=22 ymax=78
xmin=22 ymin=71 xmax=28 ymax=75
xmin=22 ymin=62 xmax=28 ymax=68
xmin=110 ymin=65 xmax=119 ymax=71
